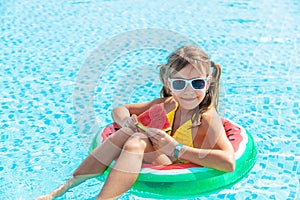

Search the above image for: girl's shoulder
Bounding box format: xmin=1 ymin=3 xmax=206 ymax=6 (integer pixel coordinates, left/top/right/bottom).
xmin=201 ymin=107 xmax=220 ymax=122
xmin=196 ymin=107 xmax=223 ymax=133
xmin=162 ymin=97 xmax=177 ymax=113
xmin=198 ymin=107 xmax=224 ymax=135
xmin=193 ymin=108 xmax=224 ymax=148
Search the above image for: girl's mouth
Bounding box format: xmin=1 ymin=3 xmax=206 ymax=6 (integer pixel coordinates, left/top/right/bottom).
xmin=181 ymin=97 xmax=196 ymax=102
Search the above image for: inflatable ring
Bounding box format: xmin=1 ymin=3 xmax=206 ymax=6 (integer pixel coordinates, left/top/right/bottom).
xmin=90 ymin=119 xmax=257 ymax=198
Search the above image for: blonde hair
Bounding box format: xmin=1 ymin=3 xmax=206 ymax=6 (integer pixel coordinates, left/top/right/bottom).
xmin=159 ymin=46 xmax=221 ymax=126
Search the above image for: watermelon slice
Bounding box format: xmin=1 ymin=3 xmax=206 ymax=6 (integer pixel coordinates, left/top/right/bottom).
xmin=137 ymin=103 xmax=171 ymax=132
xmin=222 ymin=118 xmax=243 ymax=152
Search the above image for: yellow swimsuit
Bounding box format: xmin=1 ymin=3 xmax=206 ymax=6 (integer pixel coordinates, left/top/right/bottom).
xmin=166 ymin=104 xmax=194 ymax=147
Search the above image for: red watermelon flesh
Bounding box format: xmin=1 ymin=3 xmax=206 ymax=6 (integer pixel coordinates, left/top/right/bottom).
xmin=222 ymin=118 xmax=243 ymax=152
xmin=101 ymin=123 xmax=120 ymax=142
xmin=137 ymin=103 xmax=171 ymax=132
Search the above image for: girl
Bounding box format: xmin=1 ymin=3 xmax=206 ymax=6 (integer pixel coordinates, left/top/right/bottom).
xmin=36 ymin=46 xmax=235 ymax=200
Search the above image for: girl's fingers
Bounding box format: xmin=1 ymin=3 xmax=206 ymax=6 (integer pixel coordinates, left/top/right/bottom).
xmin=146 ymin=128 xmax=159 ymax=138
xmin=123 ymin=116 xmax=138 ymax=132
xmin=131 ymin=114 xmax=138 ymax=124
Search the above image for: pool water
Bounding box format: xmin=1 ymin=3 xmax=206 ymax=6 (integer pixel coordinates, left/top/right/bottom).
xmin=1 ymin=0 xmax=299 ymax=199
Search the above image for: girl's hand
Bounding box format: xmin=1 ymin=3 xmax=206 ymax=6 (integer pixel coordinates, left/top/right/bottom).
xmin=146 ymin=128 xmax=178 ymax=156
xmin=122 ymin=114 xmax=138 ymax=132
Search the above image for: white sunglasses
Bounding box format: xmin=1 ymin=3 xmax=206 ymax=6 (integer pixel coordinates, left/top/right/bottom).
xmin=168 ymin=78 xmax=208 ymax=91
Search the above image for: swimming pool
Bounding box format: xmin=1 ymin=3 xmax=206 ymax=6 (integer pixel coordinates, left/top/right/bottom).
xmin=1 ymin=0 xmax=299 ymax=199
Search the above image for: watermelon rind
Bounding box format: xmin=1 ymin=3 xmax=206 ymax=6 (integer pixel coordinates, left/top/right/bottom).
xmin=137 ymin=122 xmax=172 ymax=132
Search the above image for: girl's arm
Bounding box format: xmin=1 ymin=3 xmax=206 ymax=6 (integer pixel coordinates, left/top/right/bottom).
xmin=111 ymin=106 xmax=132 ymax=127
xmin=111 ymin=98 xmax=167 ymax=127
xmin=179 ymin=146 xmax=235 ymax=172
xmin=147 ymin=108 xmax=235 ymax=172
xmin=179 ymin=109 xmax=235 ymax=172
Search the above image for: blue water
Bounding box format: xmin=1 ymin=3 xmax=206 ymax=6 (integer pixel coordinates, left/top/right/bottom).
xmin=1 ymin=0 xmax=299 ymax=199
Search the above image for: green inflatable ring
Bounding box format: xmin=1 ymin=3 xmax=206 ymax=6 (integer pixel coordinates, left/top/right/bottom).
xmin=90 ymin=118 xmax=257 ymax=198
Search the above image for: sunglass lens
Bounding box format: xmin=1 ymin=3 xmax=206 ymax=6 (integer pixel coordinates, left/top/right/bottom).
xmin=173 ymin=80 xmax=186 ymax=90
xmin=192 ymin=79 xmax=205 ymax=89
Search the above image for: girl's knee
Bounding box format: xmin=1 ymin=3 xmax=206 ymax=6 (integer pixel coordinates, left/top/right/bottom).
xmin=123 ymin=133 xmax=147 ymax=152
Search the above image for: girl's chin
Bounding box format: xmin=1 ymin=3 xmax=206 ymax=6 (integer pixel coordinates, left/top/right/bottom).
xmin=178 ymin=100 xmax=199 ymax=110
xmin=173 ymin=96 xmax=204 ymax=110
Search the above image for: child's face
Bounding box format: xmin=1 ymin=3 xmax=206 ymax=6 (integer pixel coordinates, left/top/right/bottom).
xmin=168 ymin=64 xmax=209 ymax=110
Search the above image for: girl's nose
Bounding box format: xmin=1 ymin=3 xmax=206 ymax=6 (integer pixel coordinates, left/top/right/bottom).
xmin=183 ymin=83 xmax=194 ymax=93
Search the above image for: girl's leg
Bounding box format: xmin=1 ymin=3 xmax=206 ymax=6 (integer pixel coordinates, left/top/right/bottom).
xmin=73 ymin=127 xmax=135 ymax=176
xmin=35 ymin=127 xmax=135 ymax=200
xmin=96 ymin=133 xmax=148 ymax=199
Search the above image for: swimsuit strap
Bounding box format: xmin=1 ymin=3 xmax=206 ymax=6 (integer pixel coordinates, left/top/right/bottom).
xmin=166 ymin=102 xmax=194 ymax=147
